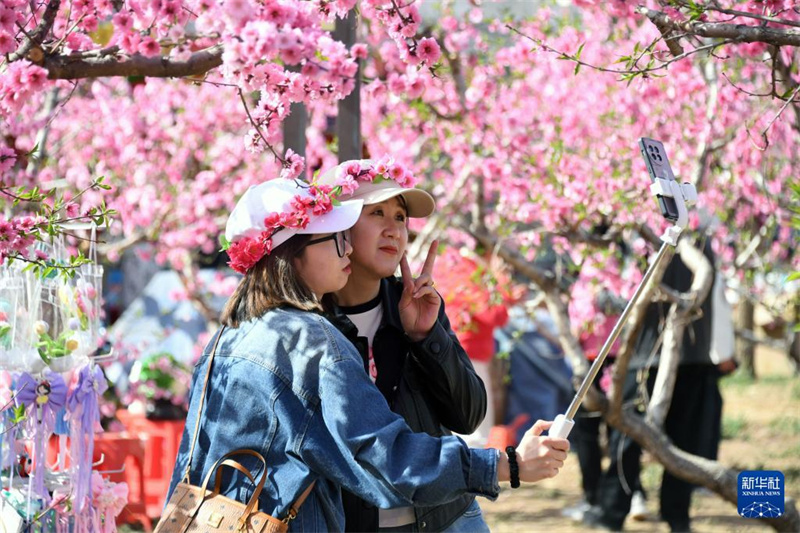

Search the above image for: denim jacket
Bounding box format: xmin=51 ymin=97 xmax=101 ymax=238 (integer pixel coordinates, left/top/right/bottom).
xmin=166 ymin=307 xmax=500 ymax=532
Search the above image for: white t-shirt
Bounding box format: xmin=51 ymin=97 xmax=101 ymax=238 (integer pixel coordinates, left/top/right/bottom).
xmin=344 ymin=299 xmax=383 ymax=383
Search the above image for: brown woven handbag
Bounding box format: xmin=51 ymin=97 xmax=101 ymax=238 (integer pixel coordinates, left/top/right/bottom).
xmin=155 ymin=328 xmax=315 ymax=533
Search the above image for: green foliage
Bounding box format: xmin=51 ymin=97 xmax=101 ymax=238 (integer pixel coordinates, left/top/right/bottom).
xmin=9 ymin=403 xmax=26 ymax=425
xmin=792 ymin=381 xmax=800 ymax=401
xmin=681 ymin=0 xmax=707 ymax=21
xmin=36 ymin=328 xmax=81 ymax=364
xmin=768 ymin=417 xmax=800 ymax=437
xmin=721 ymin=414 xmax=748 ymax=440
xmin=0 ymin=176 xmax=116 ymax=280
xmin=131 ymin=352 xmax=191 ymax=404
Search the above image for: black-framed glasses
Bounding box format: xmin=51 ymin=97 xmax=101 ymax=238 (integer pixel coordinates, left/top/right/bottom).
xmin=304 ymin=230 xmax=350 ymax=258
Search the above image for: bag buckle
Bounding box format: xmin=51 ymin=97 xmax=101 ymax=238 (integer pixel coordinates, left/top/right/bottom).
xmin=282 ymin=507 xmax=298 ymax=524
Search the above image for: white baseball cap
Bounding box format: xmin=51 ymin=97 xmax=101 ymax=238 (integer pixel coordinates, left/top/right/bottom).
xmin=225 ymin=179 xmax=363 ymax=250
xmin=317 ymin=159 xmax=435 ymax=218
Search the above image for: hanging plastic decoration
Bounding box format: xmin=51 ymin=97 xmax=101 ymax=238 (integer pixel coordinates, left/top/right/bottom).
xmin=15 ymin=372 xmax=68 ymax=501
xmin=68 ymin=364 xmax=108 ymax=515
xmin=0 ymin=226 xmax=126 ymax=532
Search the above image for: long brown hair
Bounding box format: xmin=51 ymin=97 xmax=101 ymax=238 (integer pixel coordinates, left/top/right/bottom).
xmin=221 ymin=234 xmax=318 ymax=327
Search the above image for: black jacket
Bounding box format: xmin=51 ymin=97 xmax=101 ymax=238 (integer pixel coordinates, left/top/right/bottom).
xmin=326 ymin=276 xmax=487 ymax=532
xmin=631 ymin=240 xmax=716 ymax=370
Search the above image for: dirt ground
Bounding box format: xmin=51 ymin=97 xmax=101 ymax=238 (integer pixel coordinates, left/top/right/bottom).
xmin=480 ymin=347 xmax=800 ymax=533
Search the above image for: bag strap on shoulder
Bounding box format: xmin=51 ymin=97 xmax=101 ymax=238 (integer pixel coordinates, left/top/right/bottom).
xmin=182 ymin=326 xmax=225 ymax=484
xmin=179 ymin=325 xmax=317 ymax=519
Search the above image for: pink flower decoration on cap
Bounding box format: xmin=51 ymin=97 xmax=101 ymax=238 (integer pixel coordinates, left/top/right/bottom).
xmin=331 ymin=157 xmax=420 ymax=191
xmin=224 ymin=180 xmax=352 ymax=274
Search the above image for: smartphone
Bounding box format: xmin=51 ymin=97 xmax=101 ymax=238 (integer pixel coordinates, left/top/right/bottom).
xmin=638 ymin=138 xmax=680 ymax=221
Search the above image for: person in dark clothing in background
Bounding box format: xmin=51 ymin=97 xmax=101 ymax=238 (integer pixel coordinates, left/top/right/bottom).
xmin=584 ymin=238 xmax=734 ymax=532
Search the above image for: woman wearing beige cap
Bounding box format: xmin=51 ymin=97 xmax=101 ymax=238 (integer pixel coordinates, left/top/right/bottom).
xmin=317 ymin=158 xmax=491 ymax=532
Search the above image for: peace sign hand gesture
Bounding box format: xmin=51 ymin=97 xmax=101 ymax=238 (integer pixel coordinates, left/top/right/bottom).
xmin=399 ymin=240 xmax=441 ymax=342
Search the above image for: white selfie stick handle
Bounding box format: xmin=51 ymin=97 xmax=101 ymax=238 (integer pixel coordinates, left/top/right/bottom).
xmin=549 ymin=414 xmax=574 ymax=439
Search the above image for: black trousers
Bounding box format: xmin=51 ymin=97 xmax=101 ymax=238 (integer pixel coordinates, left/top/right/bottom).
xmin=594 ymin=364 xmax=722 ymax=530
xmin=573 ymin=408 xmax=604 ymax=506
xmin=572 ymin=359 xmax=644 ymax=507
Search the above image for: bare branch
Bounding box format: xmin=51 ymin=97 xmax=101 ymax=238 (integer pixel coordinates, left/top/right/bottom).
xmin=721 ymin=71 xmax=775 ymax=98
xmin=650 ymin=11 xmax=685 ymax=56
xmin=697 ymin=1 xmax=800 ymax=29
xmin=747 ymin=82 xmax=800 ymax=150
xmin=761 ymin=83 xmax=800 ymax=140
xmin=41 ymin=44 xmax=224 ymax=80
xmin=638 ymin=7 xmax=800 ymax=47
xmin=646 ymin=240 xmax=713 ymax=428
xmin=97 ymin=231 xmax=147 ymax=259
xmin=607 ymin=235 xmax=675 ymax=417
xmin=608 ymin=403 xmax=800 ymax=532
xmin=542 ymin=287 xmax=588 ymax=376
xmin=176 ymin=267 xmax=219 ymax=325
xmin=467 ymin=227 xmax=556 ymax=291
xmin=507 ymin=24 xmax=732 ymax=76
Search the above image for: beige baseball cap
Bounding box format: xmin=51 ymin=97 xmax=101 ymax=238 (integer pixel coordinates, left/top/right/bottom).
xmin=317 ymin=159 xmax=435 ymax=218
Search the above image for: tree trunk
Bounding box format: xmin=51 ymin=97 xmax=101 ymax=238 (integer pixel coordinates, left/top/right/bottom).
xmin=789 ymin=301 xmax=800 ymax=374
xmin=283 ymin=67 xmax=308 ymax=159
xmin=282 ymin=102 xmax=307 ymax=159
xmin=737 ymin=297 xmax=757 ymax=379
xmin=334 ymin=11 xmax=361 ymax=162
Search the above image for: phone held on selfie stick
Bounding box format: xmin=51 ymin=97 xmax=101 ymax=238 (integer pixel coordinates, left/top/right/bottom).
xmin=548 ymin=138 xmax=698 ymax=440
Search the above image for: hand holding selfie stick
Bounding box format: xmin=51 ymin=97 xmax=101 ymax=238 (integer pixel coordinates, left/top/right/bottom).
xmin=548 ymin=139 xmax=698 ymax=440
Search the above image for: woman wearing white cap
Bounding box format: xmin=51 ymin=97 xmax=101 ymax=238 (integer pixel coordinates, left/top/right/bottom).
xmin=165 ymin=178 xmax=569 ymax=532
xmin=316 ymin=158 xmax=491 ymax=532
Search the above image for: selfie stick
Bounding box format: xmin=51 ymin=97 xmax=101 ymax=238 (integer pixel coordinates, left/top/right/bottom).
xmin=548 ymin=142 xmax=698 ymax=440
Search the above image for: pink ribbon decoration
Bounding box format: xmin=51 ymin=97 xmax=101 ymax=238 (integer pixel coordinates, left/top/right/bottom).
xmin=15 ymin=371 xmax=68 ymax=501
xmin=67 ymin=364 xmax=108 ymax=514
xmin=91 ymin=470 xmax=128 ymax=533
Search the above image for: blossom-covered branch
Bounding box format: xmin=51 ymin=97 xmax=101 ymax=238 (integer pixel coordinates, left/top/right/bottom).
xmin=0 ymin=177 xmax=116 ymax=277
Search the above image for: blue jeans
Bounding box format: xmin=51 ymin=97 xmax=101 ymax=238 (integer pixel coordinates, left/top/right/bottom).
xmin=442 ymin=499 xmax=491 ymax=533
xmin=379 ymin=500 xmax=490 ymax=533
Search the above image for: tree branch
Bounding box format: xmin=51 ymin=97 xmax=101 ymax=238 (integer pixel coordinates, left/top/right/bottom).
xmin=646 ymin=239 xmax=713 ymax=428
xmin=507 ymin=24 xmax=732 ymax=77
xmin=607 ymin=401 xmax=800 ymax=532
xmin=607 ymin=231 xmax=675 ymax=417
xmin=176 ymin=267 xmax=219 ymax=325
xmin=638 ymin=7 xmax=800 ymax=47
xmin=9 ymin=0 xmax=60 ymax=63
xmin=97 ymin=231 xmax=148 ymax=258
xmin=771 ymin=47 xmax=800 ymax=133
xmin=464 ymin=226 xmax=588 ymax=375
xmin=697 ymin=1 xmax=800 ymax=29
xmin=41 ymin=44 xmax=224 ymax=80
xmin=541 ymin=287 xmax=589 ymax=377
